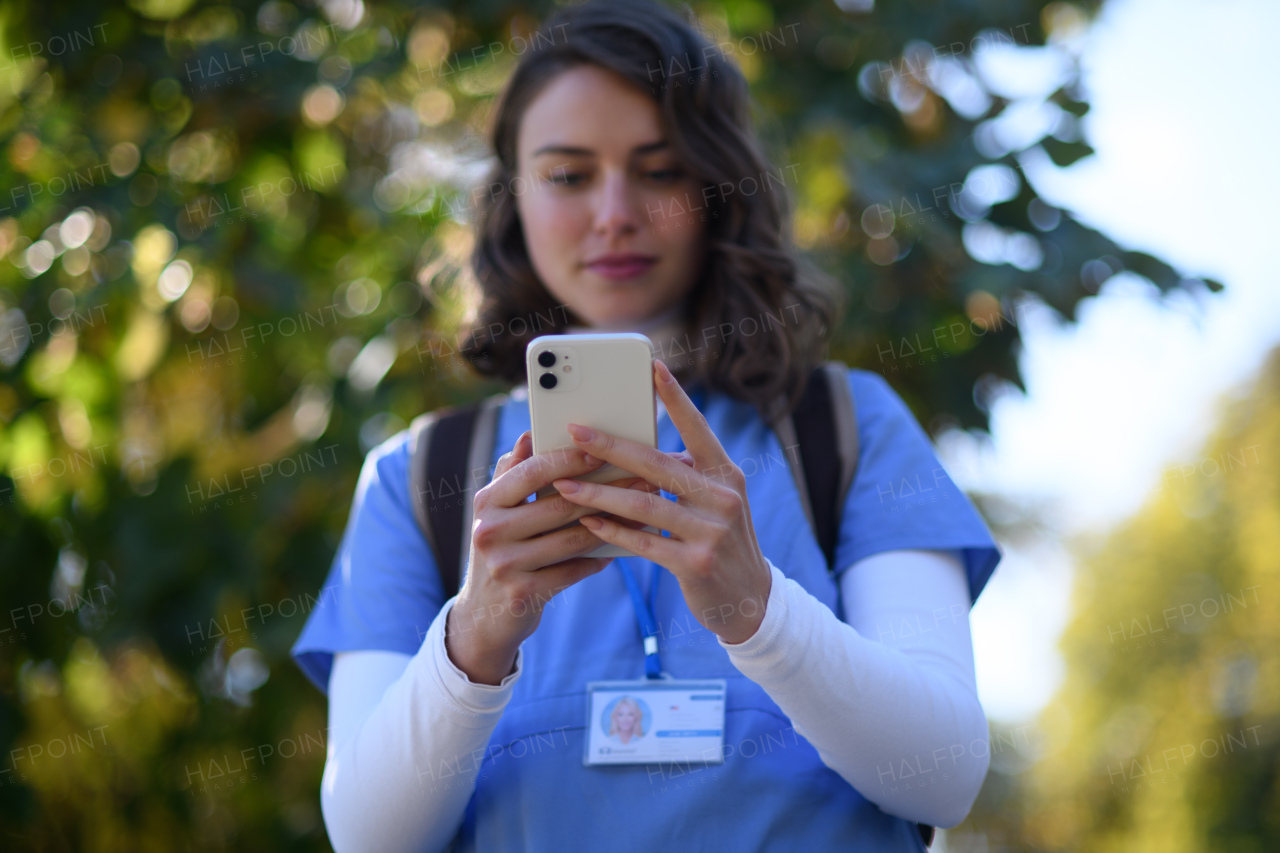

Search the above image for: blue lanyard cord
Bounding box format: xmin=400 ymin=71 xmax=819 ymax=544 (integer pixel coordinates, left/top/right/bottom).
xmin=616 ymin=558 xmax=662 ymax=679
xmin=616 ymin=385 xmax=698 ymax=679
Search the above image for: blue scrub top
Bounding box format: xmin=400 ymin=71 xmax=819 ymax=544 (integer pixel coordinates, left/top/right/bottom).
xmin=292 ymin=367 xmax=1000 ymax=852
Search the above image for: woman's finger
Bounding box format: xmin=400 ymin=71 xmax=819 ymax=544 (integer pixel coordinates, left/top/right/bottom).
xmin=501 ymin=477 xmax=648 ymax=541
xmin=485 ymin=444 xmax=605 ymax=508
xmin=492 ymin=430 xmax=532 ymax=480
xmin=578 ymin=513 xmax=682 ymax=565
xmin=495 ymin=516 xmax=610 ymax=574
xmin=564 ymin=425 xmax=714 ymax=500
xmin=652 ymin=359 xmax=732 ymax=468
xmin=551 ymin=477 xmax=698 ymax=540
xmin=525 ymin=556 xmax=613 ymax=597
xmin=617 ymin=475 xmax=663 ymax=493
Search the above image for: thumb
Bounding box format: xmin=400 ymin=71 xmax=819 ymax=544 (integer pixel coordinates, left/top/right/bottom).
xmin=494 ymin=430 xmax=532 ymax=478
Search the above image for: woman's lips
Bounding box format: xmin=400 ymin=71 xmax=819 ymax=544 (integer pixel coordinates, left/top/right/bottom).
xmin=586 ymin=255 xmax=657 ymax=280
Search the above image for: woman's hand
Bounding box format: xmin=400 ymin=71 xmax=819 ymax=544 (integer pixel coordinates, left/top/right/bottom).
xmin=550 ymin=359 xmax=773 ymax=644
xmin=446 ymin=432 xmax=631 ymax=685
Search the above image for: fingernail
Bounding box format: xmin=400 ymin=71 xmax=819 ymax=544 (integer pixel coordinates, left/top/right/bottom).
xmin=567 ymin=423 xmax=595 ymax=442
xmin=554 ymin=478 xmax=581 ymax=494
xmin=580 ymin=515 xmax=604 ymax=530
xmin=656 ymin=360 xmax=675 ymax=384
xmin=583 ymin=453 xmax=602 ymax=466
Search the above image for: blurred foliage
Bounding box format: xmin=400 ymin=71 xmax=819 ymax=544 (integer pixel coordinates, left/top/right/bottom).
xmin=952 ymin=348 xmax=1280 ymax=852
xmin=0 ymin=0 xmax=1224 ymax=849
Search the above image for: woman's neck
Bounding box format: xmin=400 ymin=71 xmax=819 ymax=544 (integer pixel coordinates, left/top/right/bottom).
xmin=567 ymin=301 xmax=685 ymax=335
xmin=564 ymin=303 xmax=689 ymax=370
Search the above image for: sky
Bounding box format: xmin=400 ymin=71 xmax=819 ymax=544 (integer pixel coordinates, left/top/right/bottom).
xmin=953 ymin=0 xmax=1280 ymax=722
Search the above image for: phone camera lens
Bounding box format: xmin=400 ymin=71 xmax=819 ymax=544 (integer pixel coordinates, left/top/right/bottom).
xmin=539 ymin=373 xmax=558 ymax=389
xmin=538 ymin=351 xmax=556 ymax=368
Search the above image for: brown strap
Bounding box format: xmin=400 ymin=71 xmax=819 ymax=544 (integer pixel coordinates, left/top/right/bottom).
xmin=775 ymin=361 xmax=859 ymax=572
xmin=409 ymin=395 xmax=507 ymax=601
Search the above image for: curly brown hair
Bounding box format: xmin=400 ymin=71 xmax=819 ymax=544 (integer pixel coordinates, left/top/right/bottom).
xmin=459 ymin=0 xmax=840 ymax=417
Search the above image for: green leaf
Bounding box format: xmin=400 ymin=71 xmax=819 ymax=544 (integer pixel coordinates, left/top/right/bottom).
xmin=1042 ymin=136 xmax=1095 ymax=167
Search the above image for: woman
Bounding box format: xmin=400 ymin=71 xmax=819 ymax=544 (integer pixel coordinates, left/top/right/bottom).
xmin=608 ymin=697 xmax=646 ymax=746
xmin=293 ymin=1 xmax=1001 ymax=851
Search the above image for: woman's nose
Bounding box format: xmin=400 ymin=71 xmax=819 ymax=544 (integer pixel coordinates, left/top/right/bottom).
xmin=592 ymin=171 xmax=639 ymax=238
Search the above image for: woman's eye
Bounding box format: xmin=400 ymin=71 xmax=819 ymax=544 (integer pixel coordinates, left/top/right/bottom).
xmin=549 ymin=170 xmax=587 ymax=187
xmin=645 ymin=168 xmax=683 ymax=182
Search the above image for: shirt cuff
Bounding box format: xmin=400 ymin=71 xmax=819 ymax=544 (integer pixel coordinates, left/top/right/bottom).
xmin=716 ymin=558 xmax=793 ymax=659
xmin=430 ymin=597 xmax=523 ymax=717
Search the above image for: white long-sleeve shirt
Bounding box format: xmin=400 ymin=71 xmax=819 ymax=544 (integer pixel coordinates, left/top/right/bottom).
xmin=319 ymin=548 xmax=988 ymax=853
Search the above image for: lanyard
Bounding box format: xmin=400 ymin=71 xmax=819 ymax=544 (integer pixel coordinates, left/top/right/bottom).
xmin=617 ymin=557 xmax=663 ymax=678
xmin=614 ymin=381 xmax=704 ymax=679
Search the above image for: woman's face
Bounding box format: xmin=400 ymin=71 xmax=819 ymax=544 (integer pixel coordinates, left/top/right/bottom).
xmin=514 ymin=64 xmax=707 ymax=329
xmin=615 ymin=703 xmax=638 ymax=734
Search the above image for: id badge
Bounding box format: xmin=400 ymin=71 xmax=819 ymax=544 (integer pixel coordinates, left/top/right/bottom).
xmin=584 ymin=680 xmax=727 ymax=766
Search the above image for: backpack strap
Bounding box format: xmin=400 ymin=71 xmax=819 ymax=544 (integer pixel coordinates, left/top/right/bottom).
xmin=408 ymin=393 xmax=507 ymax=601
xmin=779 ymin=361 xmax=860 ymax=572
xmin=784 ymin=363 xmax=933 ymax=850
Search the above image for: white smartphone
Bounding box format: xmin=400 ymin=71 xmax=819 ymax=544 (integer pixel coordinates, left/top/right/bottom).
xmin=526 ymin=332 xmax=658 ymax=559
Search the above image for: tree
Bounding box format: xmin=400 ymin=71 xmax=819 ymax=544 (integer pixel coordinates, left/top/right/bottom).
xmin=0 ymin=0 xmax=1220 ymax=847
xmin=951 ymin=348 xmax=1280 ymax=852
